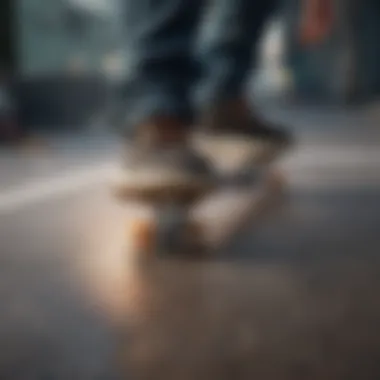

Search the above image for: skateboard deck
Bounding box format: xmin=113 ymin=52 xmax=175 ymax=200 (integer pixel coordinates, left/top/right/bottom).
xmin=120 ymin=138 xmax=286 ymax=260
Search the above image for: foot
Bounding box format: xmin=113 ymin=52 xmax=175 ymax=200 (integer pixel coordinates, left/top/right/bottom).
xmin=199 ymin=100 xmax=293 ymax=162
xmin=112 ymin=116 xmax=215 ymax=202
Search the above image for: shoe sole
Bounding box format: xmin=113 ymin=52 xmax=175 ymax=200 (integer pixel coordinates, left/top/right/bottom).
xmin=193 ymin=133 xmax=293 ymax=171
xmin=111 ymin=169 xmax=215 ymax=204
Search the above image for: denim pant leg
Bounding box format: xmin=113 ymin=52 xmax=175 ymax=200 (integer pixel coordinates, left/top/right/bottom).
xmin=121 ymin=0 xmax=203 ymax=135
xmin=196 ymin=0 xmax=277 ymax=107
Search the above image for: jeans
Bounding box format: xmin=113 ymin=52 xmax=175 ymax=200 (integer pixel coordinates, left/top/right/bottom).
xmin=122 ymin=0 xmax=276 ymax=132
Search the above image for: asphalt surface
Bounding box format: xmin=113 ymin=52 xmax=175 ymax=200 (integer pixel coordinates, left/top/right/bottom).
xmin=1 ymin=105 xmax=380 ymax=379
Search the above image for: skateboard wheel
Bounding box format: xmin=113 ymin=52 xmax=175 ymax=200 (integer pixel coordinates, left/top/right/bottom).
xmin=128 ymin=215 xmax=204 ymax=257
xmin=129 ymin=218 xmax=156 ymax=257
xmin=154 ymin=204 xmax=196 ymax=256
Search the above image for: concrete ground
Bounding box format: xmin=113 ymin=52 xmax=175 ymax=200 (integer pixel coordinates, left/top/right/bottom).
xmin=1 ymin=105 xmax=380 ymax=379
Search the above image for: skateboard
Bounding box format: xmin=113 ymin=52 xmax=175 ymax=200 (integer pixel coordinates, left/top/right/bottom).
xmin=114 ymin=138 xmax=287 ymax=260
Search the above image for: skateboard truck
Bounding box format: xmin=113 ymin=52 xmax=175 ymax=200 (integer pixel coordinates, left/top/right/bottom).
xmin=128 ymin=190 xmax=208 ymax=259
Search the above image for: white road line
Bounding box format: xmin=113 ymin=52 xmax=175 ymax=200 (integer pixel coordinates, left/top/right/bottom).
xmin=0 ymin=163 xmax=115 ymax=215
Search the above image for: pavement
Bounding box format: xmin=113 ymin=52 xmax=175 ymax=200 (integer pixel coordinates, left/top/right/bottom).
xmin=1 ymin=105 xmax=380 ymax=379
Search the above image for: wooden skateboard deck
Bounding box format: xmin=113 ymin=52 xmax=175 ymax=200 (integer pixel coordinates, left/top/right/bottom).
xmin=123 ymin=138 xmax=286 ymax=260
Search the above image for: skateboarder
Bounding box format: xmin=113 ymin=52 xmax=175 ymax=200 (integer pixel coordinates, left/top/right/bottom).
xmin=117 ymin=0 xmax=330 ymax=196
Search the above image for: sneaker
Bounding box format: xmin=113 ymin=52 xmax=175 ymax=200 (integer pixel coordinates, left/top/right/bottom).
xmin=199 ymin=99 xmax=293 ymax=163
xmin=112 ymin=116 xmax=215 ymax=203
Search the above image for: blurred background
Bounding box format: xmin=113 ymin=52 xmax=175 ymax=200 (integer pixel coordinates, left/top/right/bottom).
xmin=0 ymin=0 xmax=380 ymax=136
xmin=2 ymin=1 xmax=380 ymax=380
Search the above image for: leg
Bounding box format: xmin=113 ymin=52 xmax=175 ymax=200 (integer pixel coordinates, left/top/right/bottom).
xmin=115 ymin=0 xmax=214 ymax=201
xmin=197 ymin=0 xmax=276 ymax=105
xmin=122 ymin=0 xmax=202 ymax=131
xmin=196 ymin=0 xmax=292 ymax=153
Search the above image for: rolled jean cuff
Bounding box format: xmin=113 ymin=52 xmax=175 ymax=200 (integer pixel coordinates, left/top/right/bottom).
xmin=121 ymin=95 xmax=193 ymax=136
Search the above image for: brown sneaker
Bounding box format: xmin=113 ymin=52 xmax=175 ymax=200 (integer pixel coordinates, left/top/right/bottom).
xmin=198 ymin=99 xmax=293 ymax=164
xmin=112 ymin=116 xmax=215 ymax=203
xmin=202 ymin=99 xmax=292 ymax=143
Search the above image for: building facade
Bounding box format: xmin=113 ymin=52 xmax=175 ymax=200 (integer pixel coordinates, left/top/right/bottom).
xmin=17 ymin=0 xmax=125 ymax=77
xmin=8 ymin=0 xmax=126 ymax=129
